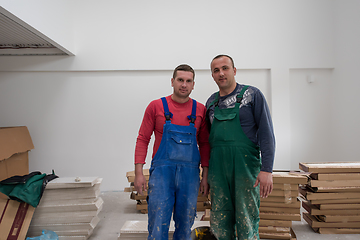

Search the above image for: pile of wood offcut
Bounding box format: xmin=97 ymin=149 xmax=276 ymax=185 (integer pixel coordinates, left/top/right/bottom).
xmin=258 ymin=171 xmax=307 ymax=240
xmin=299 ymin=162 xmax=360 ymax=234
xmin=26 ymin=177 xmax=103 ymax=240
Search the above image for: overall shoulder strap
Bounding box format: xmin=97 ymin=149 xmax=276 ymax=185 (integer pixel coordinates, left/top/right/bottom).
xmin=187 ymin=99 xmax=197 ymax=124
xmin=161 ymin=97 xmax=172 ymax=122
xmin=207 ymin=92 xmax=220 ymax=110
xmin=236 ymin=85 xmax=249 ymax=103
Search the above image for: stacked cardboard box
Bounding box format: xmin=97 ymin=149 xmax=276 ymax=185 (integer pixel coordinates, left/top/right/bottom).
xmin=258 ymin=171 xmax=307 ymax=240
xmin=299 ymin=162 xmax=360 ymax=234
xmin=0 ymin=126 xmax=35 ymax=240
xmin=26 ymin=177 xmax=103 ymax=240
xmin=0 ymin=126 xmax=34 ymax=199
xmin=125 ymin=169 xmax=210 ymax=214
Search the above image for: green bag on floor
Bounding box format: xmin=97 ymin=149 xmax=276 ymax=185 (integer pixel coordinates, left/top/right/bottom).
xmin=0 ymin=171 xmax=58 ymax=207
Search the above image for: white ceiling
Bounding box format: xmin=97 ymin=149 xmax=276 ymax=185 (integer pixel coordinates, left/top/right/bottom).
xmin=0 ymin=6 xmax=73 ymax=56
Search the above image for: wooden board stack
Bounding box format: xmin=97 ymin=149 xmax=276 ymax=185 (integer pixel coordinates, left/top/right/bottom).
xmin=259 ymin=171 xmax=307 ymax=240
xmin=26 ymin=177 xmax=103 ymax=240
xmin=125 ymin=169 xmax=211 ymax=214
xmin=299 ymin=162 xmax=360 ymax=234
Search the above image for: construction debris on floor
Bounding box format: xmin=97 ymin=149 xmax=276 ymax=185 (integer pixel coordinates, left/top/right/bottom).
xmin=119 ymin=221 xmax=210 ymax=240
xmin=125 ymin=169 xmax=211 ymax=214
xmin=299 ymin=162 xmax=360 ymax=234
xmin=26 ymin=176 xmax=103 ymax=240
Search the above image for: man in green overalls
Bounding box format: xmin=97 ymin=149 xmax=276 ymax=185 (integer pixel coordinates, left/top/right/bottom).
xmin=205 ymin=55 xmax=275 ymax=240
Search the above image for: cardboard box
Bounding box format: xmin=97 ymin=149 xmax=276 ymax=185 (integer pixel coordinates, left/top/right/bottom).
xmin=0 ymin=198 xmax=35 ymax=240
xmin=0 ymin=126 xmax=34 ymax=199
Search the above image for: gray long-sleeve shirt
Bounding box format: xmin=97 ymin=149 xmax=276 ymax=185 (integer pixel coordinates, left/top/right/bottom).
xmin=205 ymin=83 xmax=275 ymax=173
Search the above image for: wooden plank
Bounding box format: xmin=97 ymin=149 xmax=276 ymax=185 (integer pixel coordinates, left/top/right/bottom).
xmin=319 ymin=228 xmax=360 ymax=234
xmin=45 ymin=177 xmax=101 ymax=189
xmin=36 ymin=197 xmax=103 ymax=213
xmin=259 ymin=226 xmax=290 ymax=233
xmin=31 ymin=210 xmax=100 ymax=225
xmin=273 ymin=183 xmax=299 ymax=191
xmin=126 ymin=169 xmax=150 ymax=183
xmin=29 ymin=216 xmax=99 ymax=232
xmin=309 ymin=186 xmax=360 ymax=193
xmin=268 ymin=189 xmax=298 ymax=198
xmin=318 ymin=214 xmax=360 ymax=222
xmin=310 ymin=179 xmax=360 ymax=188
xmin=260 ymin=201 xmax=300 ymax=209
xmin=41 ymin=188 xmax=100 ymax=201
xmin=260 ymin=196 xmax=298 ymax=203
xmin=319 ymin=203 xmax=360 ymax=210
xmin=259 ymin=232 xmax=292 ymax=239
xmin=314 ymin=173 xmax=360 ymax=181
xmin=259 ymin=219 xmax=292 ymax=227
xmin=299 ymin=186 xmax=360 ymax=200
xmin=200 ymin=209 xmax=210 ymax=221
xmin=259 ymin=212 xmax=301 ymax=221
xmin=290 ymin=228 xmax=297 ymax=240
xmin=272 ymin=171 xmax=308 ymax=184
xmin=302 ymin=201 xmax=360 ymax=215
xmin=303 ymin=212 xmax=360 ymax=228
xmin=299 ymin=162 xmax=360 ymax=173
xmin=307 ymin=192 xmax=360 ymax=200
xmin=260 ymin=206 xmax=299 ymax=214
xmin=308 ymin=198 xmax=360 ymax=205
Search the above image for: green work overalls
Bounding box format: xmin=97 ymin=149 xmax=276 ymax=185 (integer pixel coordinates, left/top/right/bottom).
xmin=208 ymin=86 xmax=261 ymax=240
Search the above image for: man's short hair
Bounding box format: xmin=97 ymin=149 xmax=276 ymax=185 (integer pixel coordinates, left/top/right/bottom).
xmin=173 ymin=64 xmax=195 ymax=80
xmin=212 ymin=54 xmax=235 ymax=69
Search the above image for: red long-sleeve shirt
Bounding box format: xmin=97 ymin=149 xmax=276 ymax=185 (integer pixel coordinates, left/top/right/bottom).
xmin=135 ymin=95 xmax=210 ymax=167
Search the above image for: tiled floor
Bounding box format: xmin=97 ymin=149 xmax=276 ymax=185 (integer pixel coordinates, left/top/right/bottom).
xmin=89 ymin=191 xmax=360 ymax=240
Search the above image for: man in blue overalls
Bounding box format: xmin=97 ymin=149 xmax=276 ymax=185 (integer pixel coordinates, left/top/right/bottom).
xmin=134 ymin=64 xmax=211 ymax=240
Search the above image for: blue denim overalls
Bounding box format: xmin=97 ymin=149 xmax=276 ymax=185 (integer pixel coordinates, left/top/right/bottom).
xmin=147 ymin=97 xmax=201 ymax=240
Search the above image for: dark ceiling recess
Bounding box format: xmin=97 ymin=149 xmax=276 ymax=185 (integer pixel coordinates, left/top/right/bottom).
xmin=0 ymin=6 xmax=74 ymax=56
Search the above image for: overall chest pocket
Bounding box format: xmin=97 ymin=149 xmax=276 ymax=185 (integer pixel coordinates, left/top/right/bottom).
xmin=168 ymin=131 xmax=194 ymax=161
xmin=212 ymin=112 xmax=238 ymax=142
xmin=214 ymin=112 xmax=236 ymax=121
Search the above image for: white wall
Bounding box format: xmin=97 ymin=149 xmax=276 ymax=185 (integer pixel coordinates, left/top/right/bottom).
xmin=0 ymin=69 xmax=270 ymax=190
xmin=0 ymin=0 xmax=334 ymax=71
xmin=1 ymin=0 xmax=358 ymax=191
xmin=332 ymin=0 xmax=360 ymax=161
xmin=289 ymin=69 xmax=333 ymax=169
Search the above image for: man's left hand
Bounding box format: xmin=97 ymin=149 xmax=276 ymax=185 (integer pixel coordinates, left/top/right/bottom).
xmin=253 ymin=171 xmax=273 ymax=198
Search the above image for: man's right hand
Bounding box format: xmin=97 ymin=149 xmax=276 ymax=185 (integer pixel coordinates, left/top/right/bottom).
xmin=134 ymin=164 xmax=147 ymax=195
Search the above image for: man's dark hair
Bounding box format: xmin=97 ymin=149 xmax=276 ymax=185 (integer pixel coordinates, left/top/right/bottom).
xmin=173 ymin=64 xmax=195 ymax=80
xmin=212 ymin=54 xmax=235 ymax=68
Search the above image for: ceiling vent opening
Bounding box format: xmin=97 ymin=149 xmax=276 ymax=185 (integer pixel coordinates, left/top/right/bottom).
xmin=0 ymin=6 xmax=74 ymax=56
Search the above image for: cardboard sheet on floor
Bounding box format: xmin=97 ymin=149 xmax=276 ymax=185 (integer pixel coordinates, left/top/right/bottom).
xmin=0 ymin=198 xmax=35 ymax=240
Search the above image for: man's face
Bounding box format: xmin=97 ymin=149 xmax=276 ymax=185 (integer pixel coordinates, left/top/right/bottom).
xmin=211 ymin=56 xmax=237 ymax=91
xmin=171 ymin=70 xmax=195 ymax=99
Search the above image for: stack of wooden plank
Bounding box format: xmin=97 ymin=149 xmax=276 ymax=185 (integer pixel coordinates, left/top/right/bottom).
xmin=125 ymin=169 xmax=210 ymax=214
xmin=259 ymin=171 xmax=307 ymax=240
xmin=26 ymin=177 xmax=103 ymax=240
xmin=299 ymin=162 xmax=360 ymax=234
xmin=125 ymin=169 xmax=149 ymax=214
